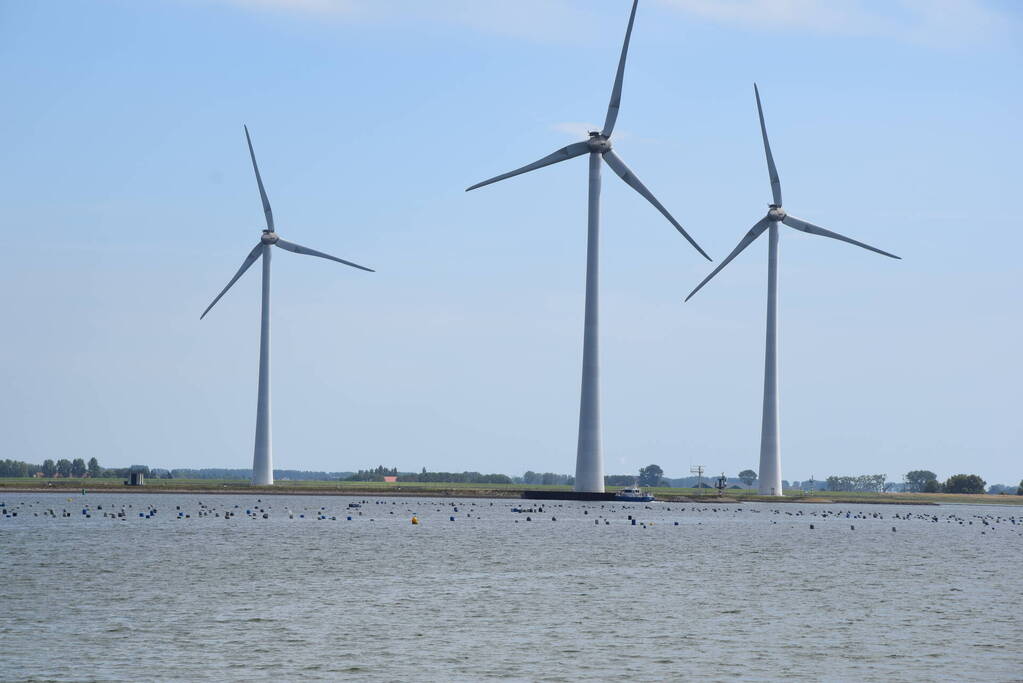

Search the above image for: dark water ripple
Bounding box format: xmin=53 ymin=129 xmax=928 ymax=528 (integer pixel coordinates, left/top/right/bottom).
xmin=1 ymin=494 xmax=1020 ymax=681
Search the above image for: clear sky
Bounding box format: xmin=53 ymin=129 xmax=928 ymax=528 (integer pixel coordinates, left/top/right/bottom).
xmin=1 ymin=0 xmax=1020 ymax=484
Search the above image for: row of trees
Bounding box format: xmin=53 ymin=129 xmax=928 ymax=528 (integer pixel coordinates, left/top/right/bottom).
xmin=344 ymin=466 xmax=514 ymax=485
xmin=522 ymin=471 xmax=574 ymax=486
xmin=2 ymin=457 xmax=1019 ymax=495
xmin=0 ymin=457 xmax=103 ymax=478
xmin=827 ymin=474 xmax=888 ymax=492
xmin=904 ymin=470 xmax=999 ymax=494
xmin=344 ymin=466 xmax=399 ymax=481
xmin=402 ymin=471 xmax=512 ymax=484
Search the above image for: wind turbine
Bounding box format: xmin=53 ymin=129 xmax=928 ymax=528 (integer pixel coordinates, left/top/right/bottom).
xmin=685 ymin=84 xmax=900 ymax=496
xmin=201 ymin=126 xmax=373 ymax=486
xmin=466 ymin=0 xmax=710 ymax=493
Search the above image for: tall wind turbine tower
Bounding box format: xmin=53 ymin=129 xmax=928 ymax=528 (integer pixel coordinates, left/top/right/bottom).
xmin=686 ymin=85 xmax=900 ymax=495
xmin=466 ymin=0 xmax=710 ymax=493
xmin=201 ymin=126 xmax=374 ymax=486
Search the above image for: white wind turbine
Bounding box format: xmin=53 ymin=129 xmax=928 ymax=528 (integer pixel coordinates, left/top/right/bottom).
xmin=466 ymin=0 xmax=710 ymax=493
xmin=686 ymin=84 xmax=900 ymax=495
xmin=201 ymin=126 xmax=374 ymax=486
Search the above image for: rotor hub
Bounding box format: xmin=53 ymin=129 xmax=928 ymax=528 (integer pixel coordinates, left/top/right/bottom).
xmin=587 ymin=132 xmax=611 ymax=153
xmin=767 ymin=206 xmax=787 ymax=222
xmin=260 ymin=231 xmax=279 ymax=245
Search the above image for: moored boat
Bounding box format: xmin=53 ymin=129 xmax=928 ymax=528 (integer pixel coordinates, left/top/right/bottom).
xmin=615 ymin=486 xmax=654 ymax=502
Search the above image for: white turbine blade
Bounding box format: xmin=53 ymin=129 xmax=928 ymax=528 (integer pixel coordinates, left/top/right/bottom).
xmin=601 ymin=0 xmax=639 ymax=137
xmin=754 ymin=84 xmax=782 ymax=206
xmin=781 ymin=215 xmax=901 ymax=259
xmin=244 ymin=125 xmax=275 ymax=232
xmin=602 ymin=149 xmax=711 ymax=261
xmin=200 ymin=243 xmax=263 ymax=319
xmin=274 ymin=238 xmax=375 ymax=272
xmin=466 ymin=141 xmax=590 ymax=192
xmin=685 ymin=217 xmax=771 ymax=301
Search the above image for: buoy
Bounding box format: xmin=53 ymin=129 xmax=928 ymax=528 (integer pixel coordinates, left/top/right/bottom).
xmin=411 ymin=516 xmax=419 ymax=525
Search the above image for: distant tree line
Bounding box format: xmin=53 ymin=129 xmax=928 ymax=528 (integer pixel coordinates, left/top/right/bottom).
xmin=2 ymin=457 xmax=103 ymax=478
xmin=2 ymin=457 xmax=1019 ymax=495
xmin=522 ymin=471 xmax=575 ymax=486
xmin=169 ymin=468 xmax=354 ymax=481
xmin=343 ymin=466 xmax=513 ymax=484
xmin=345 ymin=466 xmax=398 ymax=481
xmin=826 ymin=474 xmax=888 ymax=492
xmin=400 ymin=470 xmax=512 ymax=484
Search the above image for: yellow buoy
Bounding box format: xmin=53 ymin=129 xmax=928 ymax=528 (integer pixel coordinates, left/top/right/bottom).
xmin=411 ymin=516 xmax=419 ymax=525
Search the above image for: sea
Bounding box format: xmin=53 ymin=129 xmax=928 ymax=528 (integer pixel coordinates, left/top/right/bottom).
xmin=1 ymin=493 xmax=1020 ymax=682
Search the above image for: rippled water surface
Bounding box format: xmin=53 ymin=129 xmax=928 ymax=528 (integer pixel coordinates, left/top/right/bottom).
xmin=1 ymin=493 xmax=1021 ymax=681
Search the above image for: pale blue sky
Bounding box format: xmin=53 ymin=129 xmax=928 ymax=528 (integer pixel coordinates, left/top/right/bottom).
xmin=1 ymin=0 xmax=1020 ymax=483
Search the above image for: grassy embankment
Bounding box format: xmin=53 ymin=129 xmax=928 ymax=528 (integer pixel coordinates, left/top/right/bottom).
xmin=1 ymin=478 xmax=1021 ymax=505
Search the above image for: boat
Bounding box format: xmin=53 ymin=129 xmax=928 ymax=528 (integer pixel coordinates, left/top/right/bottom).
xmin=615 ymin=486 xmax=654 ymax=502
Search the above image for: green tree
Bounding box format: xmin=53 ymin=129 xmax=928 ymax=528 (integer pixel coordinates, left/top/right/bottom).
xmin=922 ymin=479 xmax=941 ymax=493
xmin=943 ymin=474 xmax=986 ymax=494
xmin=42 ymin=459 xmax=56 ymax=477
xmin=71 ymin=458 xmax=87 ymax=477
xmin=905 ymin=470 xmax=938 ymax=493
xmin=638 ymin=464 xmax=664 ymax=487
xmin=87 ymin=457 xmax=101 ymax=477
xmin=56 ymin=459 xmax=72 ymax=478
xmin=1018 ymin=480 xmax=1023 ymax=496
xmin=738 ymin=469 xmax=757 ymax=489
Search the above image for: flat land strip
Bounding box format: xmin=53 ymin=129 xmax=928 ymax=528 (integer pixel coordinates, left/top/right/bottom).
xmin=1 ymin=478 xmax=1021 ymax=505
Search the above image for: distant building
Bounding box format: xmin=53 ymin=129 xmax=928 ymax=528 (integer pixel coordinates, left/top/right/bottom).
xmin=383 ymin=476 xmax=397 ymax=483
xmin=126 ymin=466 xmax=147 ymax=486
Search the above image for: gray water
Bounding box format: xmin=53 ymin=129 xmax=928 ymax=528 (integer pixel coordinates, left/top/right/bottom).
xmin=1 ymin=493 xmax=1020 ymax=682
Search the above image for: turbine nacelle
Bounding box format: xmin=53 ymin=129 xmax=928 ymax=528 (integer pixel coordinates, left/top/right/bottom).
xmin=767 ymin=206 xmax=787 ymax=222
xmin=260 ymin=231 xmax=279 ymax=245
xmin=587 ymin=132 xmax=612 ymax=154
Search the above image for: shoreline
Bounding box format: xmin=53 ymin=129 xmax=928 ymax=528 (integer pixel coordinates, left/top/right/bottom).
xmin=2 ymin=481 xmax=1021 ymax=505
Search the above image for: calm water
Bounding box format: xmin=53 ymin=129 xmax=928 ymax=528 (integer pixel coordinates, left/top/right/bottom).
xmin=1 ymin=493 xmax=1020 ymax=681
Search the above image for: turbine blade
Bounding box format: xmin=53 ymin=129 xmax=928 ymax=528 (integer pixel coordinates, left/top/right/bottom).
xmin=244 ymin=125 xmax=275 ymax=232
xmin=754 ymin=84 xmax=782 ymax=206
xmin=781 ymin=215 xmax=901 ymax=259
xmin=466 ymin=141 xmax=590 ymax=192
xmin=685 ymin=217 xmax=771 ymax=301
xmin=274 ymin=238 xmax=375 ymax=272
xmin=601 ymin=0 xmax=639 ymax=137
xmin=602 ymin=149 xmax=711 ymax=261
xmin=200 ymin=243 xmax=263 ymax=319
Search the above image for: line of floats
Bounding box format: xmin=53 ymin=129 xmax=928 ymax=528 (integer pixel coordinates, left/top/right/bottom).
xmin=1 ymin=498 xmax=1020 ymax=535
